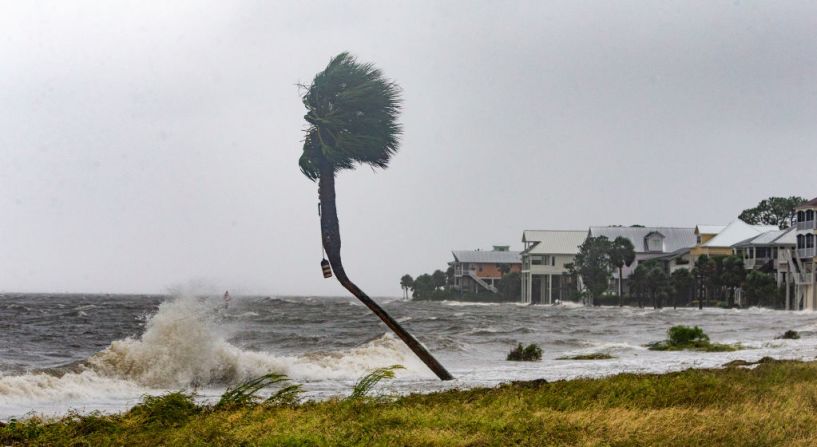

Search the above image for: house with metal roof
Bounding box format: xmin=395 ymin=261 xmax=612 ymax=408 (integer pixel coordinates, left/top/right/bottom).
xmin=587 ymin=226 xmax=697 ymax=285
xmin=520 ymin=230 xmax=587 ymax=304
xmin=691 ymin=219 xmax=779 ymax=261
xmin=732 ymin=227 xmax=795 ymax=271
xmin=451 ymin=246 xmax=521 ymax=294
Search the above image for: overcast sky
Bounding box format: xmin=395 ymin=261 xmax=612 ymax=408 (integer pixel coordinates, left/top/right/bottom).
xmin=1 ymin=1 xmax=815 ymax=296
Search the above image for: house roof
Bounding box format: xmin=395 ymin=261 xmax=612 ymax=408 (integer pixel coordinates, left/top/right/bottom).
xmin=452 ymin=250 xmax=521 ymax=264
xmin=696 ymin=225 xmax=726 ymax=235
xmin=702 ymin=219 xmax=779 ymax=248
xmin=587 ymin=226 xmax=696 ymax=253
xmin=795 ymin=197 xmax=817 ymax=210
xmin=733 ymin=227 xmax=796 ymax=247
xmin=521 ymin=230 xmax=587 ymax=255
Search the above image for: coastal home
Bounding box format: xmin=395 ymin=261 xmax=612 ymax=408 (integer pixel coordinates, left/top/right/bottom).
xmin=451 ymin=246 xmax=521 ymax=294
xmin=690 ymin=220 xmax=778 ymax=261
xmin=587 ymin=226 xmax=697 ymax=290
xmin=791 ymin=198 xmax=817 ymax=309
xmin=732 ymin=227 xmax=795 ymax=272
xmin=520 ymin=230 xmax=587 ymax=304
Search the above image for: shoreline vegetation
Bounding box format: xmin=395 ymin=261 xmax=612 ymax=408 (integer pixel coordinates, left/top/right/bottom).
xmin=5 ymin=360 xmax=817 ymax=446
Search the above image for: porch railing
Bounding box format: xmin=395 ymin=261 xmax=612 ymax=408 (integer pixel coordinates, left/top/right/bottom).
xmin=797 ymin=247 xmax=817 ymax=259
xmin=796 ymin=220 xmax=816 ymax=231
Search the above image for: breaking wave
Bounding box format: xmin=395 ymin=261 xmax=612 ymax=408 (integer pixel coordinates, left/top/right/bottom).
xmin=0 ymin=295 xmax=426 ymax=409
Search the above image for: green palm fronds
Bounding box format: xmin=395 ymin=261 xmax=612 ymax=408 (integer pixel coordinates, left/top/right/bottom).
xmin=349 ymin=365 xmax=404 ymax=400
xmin=299 ymin=52 xmax=402 ymax=180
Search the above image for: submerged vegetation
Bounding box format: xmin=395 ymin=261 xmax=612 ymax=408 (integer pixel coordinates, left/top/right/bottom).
xmin=778 ymin=330 xmax=801 ymax=340
xmin=647 ymin=325 xmax=740 ymax=352
xmin=557 ymin=353 xmax=616 ymax=360
xmin=506 ymin=343 xmax=543 ymax=361
xmin=7 ymin=360 xmax=817 ymax=445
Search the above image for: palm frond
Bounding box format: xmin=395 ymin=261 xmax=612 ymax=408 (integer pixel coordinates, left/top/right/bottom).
xmin=348 ymin=364 xmax=404 ymax=400
xmin=299 ymin=52 xmax=403 ymax=181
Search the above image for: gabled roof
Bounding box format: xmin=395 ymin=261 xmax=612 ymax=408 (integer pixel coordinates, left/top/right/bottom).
xmin=795 ymin=197 xmax=817 ymax=210
xmin=733 ymin=227 xmax=796 ymax=247
xmin=521 ymin=230 xmax=587 ymax=255
xmin=587 ymin=226 xmax=696 ymax=253
xmin=696 ymin=225 xmax=726 ymax=235
xmin=452 ymin=250 xmax=521 ymax=264
xmin=702 ymin=219 xmax=779 ymax=248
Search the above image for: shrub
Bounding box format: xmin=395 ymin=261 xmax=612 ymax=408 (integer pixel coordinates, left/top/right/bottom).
xmin=507 ymin=343 xmax=543 ymax=361
xmin=668 ymin=325 xmax=709 ymax=345
xmin=648 ymin=325 xmax=739 ymax=352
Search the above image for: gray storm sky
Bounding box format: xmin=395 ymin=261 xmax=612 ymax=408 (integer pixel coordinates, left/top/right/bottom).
xmin=1 ymin=1 xmax=815 ymax=296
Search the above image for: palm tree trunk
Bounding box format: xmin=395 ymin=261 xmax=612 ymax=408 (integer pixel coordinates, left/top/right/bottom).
xmin=318 ymin=170 xmax=453 ymax=381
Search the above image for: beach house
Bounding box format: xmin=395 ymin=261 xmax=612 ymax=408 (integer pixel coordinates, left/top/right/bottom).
xmin=690 ymin=220 xmax=778 ymax=261
xmin=451 ymin=246 xmax=521 ymax=294
xmin=586 ymin=226 xmax=697 ymax=292
xmin=519 ymin=230 xmax=587 ymax=304
xmin=791 ymin=198 xmax=817 ymax=309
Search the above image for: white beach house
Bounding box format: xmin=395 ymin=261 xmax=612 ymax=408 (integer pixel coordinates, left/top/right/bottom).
xmin=520 ymin=230 xmax=587 ymax=304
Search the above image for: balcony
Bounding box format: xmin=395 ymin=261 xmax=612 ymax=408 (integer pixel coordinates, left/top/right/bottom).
xmin=796 ymin=220 xmax=816 ymax=231
xmin=797 ymin=247 xmax=817 ymax=259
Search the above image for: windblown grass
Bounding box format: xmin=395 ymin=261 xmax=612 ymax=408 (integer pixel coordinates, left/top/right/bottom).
xmin=349 ymin=365 xmax=404 ymax=400
xmin=6 ymin=360 xmax=817 ymax=446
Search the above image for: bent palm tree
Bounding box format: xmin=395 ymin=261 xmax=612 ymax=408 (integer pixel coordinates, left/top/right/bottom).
xmin=299 ymin=52 xmax=453 ymax=381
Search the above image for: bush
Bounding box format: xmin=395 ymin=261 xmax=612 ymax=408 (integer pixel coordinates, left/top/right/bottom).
xmin=668 ymin=325 xmax=709 ymax=345
xmin=648 ymin=325 xmax=739 ymax=352
xmin=507 ymin=343 xmax=543 ymax=361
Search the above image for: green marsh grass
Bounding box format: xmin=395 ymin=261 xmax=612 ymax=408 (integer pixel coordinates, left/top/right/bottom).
xmin=7 ymin=361 xmax=817 ymax=446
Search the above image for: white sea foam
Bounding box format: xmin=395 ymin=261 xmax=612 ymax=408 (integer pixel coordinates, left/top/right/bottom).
xmin=0 ymin=295 xmax=428 ymax=418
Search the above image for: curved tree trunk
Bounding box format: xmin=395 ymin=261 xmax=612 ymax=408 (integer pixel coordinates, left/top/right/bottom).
xmin=319 ymin=170 xmax=453 ymax=381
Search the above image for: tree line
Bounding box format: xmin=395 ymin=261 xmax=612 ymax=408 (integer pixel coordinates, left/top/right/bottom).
xmin=400 ymin=268 xmax=521 ymax=302
xmin=571 ymin=236 xmax=781 ymax=308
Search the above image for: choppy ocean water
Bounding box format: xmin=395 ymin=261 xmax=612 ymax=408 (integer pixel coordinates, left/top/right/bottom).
xmin=2 ymin=293 xmax=817 ymax=420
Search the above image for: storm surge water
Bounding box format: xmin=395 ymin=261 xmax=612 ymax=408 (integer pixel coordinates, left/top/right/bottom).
xmin=2 ymin=293 xmax=817 ymax=419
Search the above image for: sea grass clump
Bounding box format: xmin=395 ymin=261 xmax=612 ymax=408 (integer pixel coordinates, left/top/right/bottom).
xmin=507 ymin=343 xmax=543 ymax=361
xmin=778 ymin=330 xmax=800 ymax=340
xmin=647 ymin=325 xmax=739 ymax=352
xmin=557 ymin=353 xmax=615 ymax=360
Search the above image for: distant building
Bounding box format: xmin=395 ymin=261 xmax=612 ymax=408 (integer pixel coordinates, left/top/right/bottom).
xmin=792 ymin=198 xmax=817 ymax=309
xmin=519 ymin=230 xmax=587 ymax=304
xmin=587 ymin=226 xmax=697 ymax=290
xmin=451 ymin=246 xmax=521 ymax=294
xmin=691 ymin=220 xmax=778 ymax=261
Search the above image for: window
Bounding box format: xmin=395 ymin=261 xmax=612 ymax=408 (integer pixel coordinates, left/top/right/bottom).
xmin=798 ymin=211 xmax=806 ymax=222
xmin=798 ymin=235 xmax=805 ymax=249
xmin=807 ymin=210 xmax=815 ymax=222
xmin=807 ymin=234 xmax=815 ymax=249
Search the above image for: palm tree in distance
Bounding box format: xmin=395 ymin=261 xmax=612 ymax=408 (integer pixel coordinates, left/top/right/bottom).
xmin=299 ymin=52 xmax=453 ymax=381
xmin=609 ymin=237 xmax=636 ymax=306
xmin=400 ymin=274 xmax=414 ymax=299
